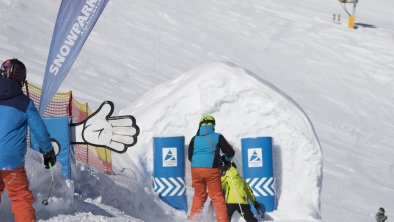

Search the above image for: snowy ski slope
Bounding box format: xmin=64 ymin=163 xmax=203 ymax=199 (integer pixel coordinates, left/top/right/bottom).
xmin=1 ymin=0 xmax=394 ymax=221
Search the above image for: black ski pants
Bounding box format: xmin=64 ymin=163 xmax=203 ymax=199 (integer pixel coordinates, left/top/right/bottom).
xmin=226 ymin=203 xmax=257 ymax=222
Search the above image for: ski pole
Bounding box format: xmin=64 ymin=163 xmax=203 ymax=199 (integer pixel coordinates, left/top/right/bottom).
xmin=255 ymin=204 xmax=265 ymax=219
xmin=259 ymin=209 xmax=265 ymax=219
xmin=228 ymin=164 xmax=245 ymax=217
xmin=42 ymin=162 xmax=54 ymax=206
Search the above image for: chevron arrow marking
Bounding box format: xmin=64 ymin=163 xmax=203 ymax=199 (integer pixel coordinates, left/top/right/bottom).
xmin=161 ymin=178 xmax=173 ymax=196
xmin=177 ymin=177 xmax=186 ymax=196
xmin=256 ymin=177 xmax=268 ymax=196
xmin=249 ymin=178 xmax=259 ymax=188
xmin=264 ymin=177 xmax=274 ymax=196
xmin=169 ymin=177 xmax=181 ymax=196
xmin=154 ymin=177 xmax=186 ymax=197
xmin=246 ymin=178 xmax=260 ymax=197
xmin=153 ymin=178 xmax=157 ymax=191
xmin=270 ymin=179 xmax=276 ymax=194
xmin=155 ymin=178 xmax=165 ymax=194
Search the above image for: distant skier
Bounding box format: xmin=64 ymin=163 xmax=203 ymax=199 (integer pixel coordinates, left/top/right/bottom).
xmin=220 ymin=158 xmax=264 ymax=222
xmin=376 ymin=207 xmax=388 ymax=222
xmin=188 ymin=115 xmax=235 ymax=222
xmin=0 ymin=58 xmax=56 ymax=222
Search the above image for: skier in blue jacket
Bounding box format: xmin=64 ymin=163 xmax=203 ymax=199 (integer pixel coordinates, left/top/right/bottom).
xmin=188 ymin=115 xmax=235 ymax=222
xmin=0 ymin=58 xmax=56 ymax=222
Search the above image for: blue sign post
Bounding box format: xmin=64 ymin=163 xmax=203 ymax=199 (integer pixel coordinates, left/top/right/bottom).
xmin=30 ymin=117 xmax=73 ymax=179
xmin=153 ymin=136 xmax=187 ymax=212
xmin=242 ymin=137 xmax=276 ymax=212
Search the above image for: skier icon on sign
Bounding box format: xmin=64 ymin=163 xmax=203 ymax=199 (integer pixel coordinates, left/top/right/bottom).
xmin=248 ymin=148 xmax=263 ymax=168
xmin=165 ymin=150 xmax=176 ymax=161
xmin=250 ymin=150 xmax=261 ymax=162
xmin=162 ymin=148 xmax=177 ymax=167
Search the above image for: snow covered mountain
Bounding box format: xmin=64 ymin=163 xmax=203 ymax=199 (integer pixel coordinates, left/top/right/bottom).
xmin=1 ymin=0 xmax=394 ymax=221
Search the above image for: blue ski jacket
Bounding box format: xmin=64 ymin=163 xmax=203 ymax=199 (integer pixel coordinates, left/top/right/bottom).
xmin=188 ymin=125 xmax=235 ymax=168
xmin=0 ymin=78 xmax=52 ymax=170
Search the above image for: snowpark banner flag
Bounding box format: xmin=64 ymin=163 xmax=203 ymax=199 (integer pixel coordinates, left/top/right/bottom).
xmin=39 ymin=0 xmax=109 ymax=114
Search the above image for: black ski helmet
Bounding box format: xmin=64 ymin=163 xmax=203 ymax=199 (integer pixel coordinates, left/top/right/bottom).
xmin=0 ymin=58 xmax=26 ymax=86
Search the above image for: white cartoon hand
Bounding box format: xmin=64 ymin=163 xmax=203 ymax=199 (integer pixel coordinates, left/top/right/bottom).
xmin=79 ymin=101 xmax=139 ymax=153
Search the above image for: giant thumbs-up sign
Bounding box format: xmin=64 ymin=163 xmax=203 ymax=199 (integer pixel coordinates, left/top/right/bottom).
xmin=71 ymin=101 xmax=139 ymax=153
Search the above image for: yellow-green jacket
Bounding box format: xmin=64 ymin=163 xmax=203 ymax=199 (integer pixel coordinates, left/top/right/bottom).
xmin=221 ymin=166 xmax=256 ymax=204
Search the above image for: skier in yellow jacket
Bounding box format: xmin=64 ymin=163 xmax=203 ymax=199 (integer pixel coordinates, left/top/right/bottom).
xmin=220 ymin=158 xmax=265 ymax=222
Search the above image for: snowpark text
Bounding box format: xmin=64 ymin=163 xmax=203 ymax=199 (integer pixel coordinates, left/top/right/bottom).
xmin=49 ymin=0 xmax=103 ymax=76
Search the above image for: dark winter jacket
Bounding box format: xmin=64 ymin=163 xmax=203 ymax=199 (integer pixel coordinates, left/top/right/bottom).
xmin=188 ymin=125 xmax=235 ymax=168
xmin=0 ymin=78 xmax=52 ymax=170
xmin=376 ymin=212 xmax=388 ymax=222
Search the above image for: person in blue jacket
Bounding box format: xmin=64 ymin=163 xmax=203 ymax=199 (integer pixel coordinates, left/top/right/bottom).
xmin=188 ymin=115 xmax=235 ymax=222
xmin=0 ymin=58 xmax=56 ymax=222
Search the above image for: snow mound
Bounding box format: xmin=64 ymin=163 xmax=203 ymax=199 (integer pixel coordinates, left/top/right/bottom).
xmin=117 ymin=62 xmax=323 ymax=220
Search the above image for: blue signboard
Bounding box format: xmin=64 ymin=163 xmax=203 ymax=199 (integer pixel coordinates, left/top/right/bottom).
xmin=153 ymin=136 xmax=187 ymax=212
xmin=30 ymin=117 xmax=72 ymax=179
xmin=242 ymin=137 xmax=276 ymax=212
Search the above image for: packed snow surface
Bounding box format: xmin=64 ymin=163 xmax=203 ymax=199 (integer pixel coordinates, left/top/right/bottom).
xmin=0 ymin=150 xmax=170 ymax=222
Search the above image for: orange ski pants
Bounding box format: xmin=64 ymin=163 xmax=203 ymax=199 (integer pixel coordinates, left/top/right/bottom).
xmin=189 ymin=168 xmax=229 ymax=222
xmin=0 ymin=167 xmax=36 ymax=222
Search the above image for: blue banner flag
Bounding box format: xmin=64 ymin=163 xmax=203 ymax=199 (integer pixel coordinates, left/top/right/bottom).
xmin=39 ymin=0 xmax=109 ymax=114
